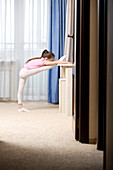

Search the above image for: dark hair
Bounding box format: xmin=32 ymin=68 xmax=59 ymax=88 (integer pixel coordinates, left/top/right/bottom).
xmin=41 ymin=49 xmax=49 ymax=57
xmin=42 ymin=50 xmax=55 ymax=59
xmin=25 ymin=49 xmax=55 ymax=63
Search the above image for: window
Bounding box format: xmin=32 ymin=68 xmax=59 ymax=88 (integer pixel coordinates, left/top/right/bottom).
xmin=0 ymin=0 xmax=49 ymax=101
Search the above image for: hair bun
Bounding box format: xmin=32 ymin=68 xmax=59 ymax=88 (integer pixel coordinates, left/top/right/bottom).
xmin=41 ymin=49 xmax=49 ymax=57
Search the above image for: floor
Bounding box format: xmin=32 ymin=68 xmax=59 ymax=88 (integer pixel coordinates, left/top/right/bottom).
xmin=0 ymin=102 xmax=103 ymax=170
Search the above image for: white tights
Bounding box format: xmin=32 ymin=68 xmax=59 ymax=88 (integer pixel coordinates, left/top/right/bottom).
xmin=17 ymin=55 xmax=66 ymax=104
xmin=17 ymin=65 xmax=54 ymax=104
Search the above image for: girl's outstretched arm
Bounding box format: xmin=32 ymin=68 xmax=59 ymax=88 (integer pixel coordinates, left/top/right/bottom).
xmin=43 ymin=60 xmax=72 ymax=66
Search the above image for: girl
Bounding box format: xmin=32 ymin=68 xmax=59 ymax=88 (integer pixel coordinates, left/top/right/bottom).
xmin=17 ymin=49 xmax=70 ymax=112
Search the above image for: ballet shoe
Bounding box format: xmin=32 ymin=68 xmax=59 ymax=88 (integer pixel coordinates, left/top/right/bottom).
xmin=59 ymin=55 xmax=67 ymax=61
xmin=18 ymin=108 xmax=30 ymax=112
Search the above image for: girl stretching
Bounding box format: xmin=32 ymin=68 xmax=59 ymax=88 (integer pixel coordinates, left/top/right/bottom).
xmin=17 ymin=49 xmax=70 ymax=112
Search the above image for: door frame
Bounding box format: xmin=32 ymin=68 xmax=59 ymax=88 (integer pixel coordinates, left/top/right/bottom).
xmin=79 ymin=0 xmax=90 ymax=143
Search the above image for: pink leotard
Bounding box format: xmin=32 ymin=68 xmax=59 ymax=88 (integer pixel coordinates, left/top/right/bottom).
xmin=24 ymin=57 xmax=46 ymax=70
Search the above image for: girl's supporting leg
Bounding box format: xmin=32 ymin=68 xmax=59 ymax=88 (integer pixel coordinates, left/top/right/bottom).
xmin=17 ymin=78 xmax=26 ymax=105
xmin=17 ymin=78 xmax=30 ymax=112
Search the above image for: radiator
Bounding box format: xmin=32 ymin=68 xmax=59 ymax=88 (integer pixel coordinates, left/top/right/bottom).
xmin=0 ymin=62 xmax=11 ymax=99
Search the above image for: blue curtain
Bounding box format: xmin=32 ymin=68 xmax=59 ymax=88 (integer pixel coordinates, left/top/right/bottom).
xmin=48 ymin=0 xmax=67 ymax=103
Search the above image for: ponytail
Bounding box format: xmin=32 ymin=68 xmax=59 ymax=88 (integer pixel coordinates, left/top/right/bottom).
xmin=41 ymin=49 xmax=49 ymax=58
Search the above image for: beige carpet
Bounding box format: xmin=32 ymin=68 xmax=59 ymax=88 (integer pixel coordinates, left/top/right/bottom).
xmin=0 ymin=102 xmax=103 ymax=170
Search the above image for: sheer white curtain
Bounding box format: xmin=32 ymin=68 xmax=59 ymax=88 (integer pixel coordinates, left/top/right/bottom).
xmin=0 ymin=0 xmax=49 ymax=101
